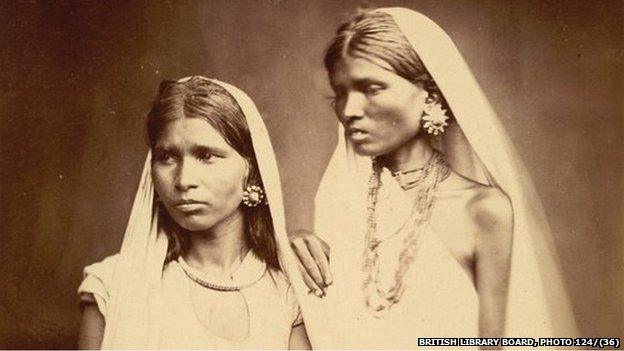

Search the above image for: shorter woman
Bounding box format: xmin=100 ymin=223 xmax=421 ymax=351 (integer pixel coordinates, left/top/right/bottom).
xmin=77 ymin=77 xmax=310 ymax=349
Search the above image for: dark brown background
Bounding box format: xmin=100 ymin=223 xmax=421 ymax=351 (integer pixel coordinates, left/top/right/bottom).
xmin=1 ymin=0 xmax=622 ymax=348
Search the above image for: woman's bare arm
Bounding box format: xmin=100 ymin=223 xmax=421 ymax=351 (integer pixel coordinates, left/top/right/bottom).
xmin=472 ymin=188 xmax=513 ymax=339
xmin=78 ymin=303 xmax=105 ymax=349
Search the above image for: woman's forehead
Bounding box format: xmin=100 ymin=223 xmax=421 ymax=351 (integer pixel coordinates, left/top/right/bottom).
xmin=332 ymin=55 xmax=399 ymax=85
xmin=155 ymin=118 xmax=232 ymax=150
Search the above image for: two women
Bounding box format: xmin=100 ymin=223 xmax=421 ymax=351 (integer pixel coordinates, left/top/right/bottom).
xmin=78 ymin=6 xmax=577 ymax=350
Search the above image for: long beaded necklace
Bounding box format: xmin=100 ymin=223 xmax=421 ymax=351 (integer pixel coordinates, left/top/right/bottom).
xmin=362 ymin=150 xmax=450 ymax=317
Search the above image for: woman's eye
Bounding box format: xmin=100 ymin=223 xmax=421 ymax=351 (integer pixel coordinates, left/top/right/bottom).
xmin=155 ymin=152 xmax=176 ymax=164
xmin=365 ymin=84 xmax=384 ymax=96
xmin=198 ymin=152 xmax=214 ymax=163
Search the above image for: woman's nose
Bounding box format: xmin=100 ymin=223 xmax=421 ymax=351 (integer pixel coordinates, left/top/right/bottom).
xmin=340 ymin=92 xmax=365 ymax=123
xmin=174 ymin=160 xmax=199 ymax=191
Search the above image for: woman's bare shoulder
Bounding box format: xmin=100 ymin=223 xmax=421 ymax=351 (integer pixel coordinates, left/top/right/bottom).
xmin=467 ymin=187 xmax=513 ymax=246
xmin=438 ymin=171 xmax=512 ymax=238
xmin=469 ymin=185 xmax=511 ymax=218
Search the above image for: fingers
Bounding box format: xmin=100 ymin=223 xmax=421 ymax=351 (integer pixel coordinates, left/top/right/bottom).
xmin=296 ymin=260 xmax=324 ymax=298
xmin=320 ymin=238 xmax=331 ymax=258
xmin=305 ymin=237 xmax=333 ymax=286
xmin=291 ymin=237 xmax=326 ymax=291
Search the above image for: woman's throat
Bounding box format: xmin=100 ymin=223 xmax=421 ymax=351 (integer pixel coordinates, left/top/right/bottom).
xmin=379 ymin=138 xmax=434 ymax=173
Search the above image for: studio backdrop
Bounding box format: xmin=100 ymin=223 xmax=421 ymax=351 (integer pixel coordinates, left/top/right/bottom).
xmin=0 ymin=0 xmax=622 ymax=348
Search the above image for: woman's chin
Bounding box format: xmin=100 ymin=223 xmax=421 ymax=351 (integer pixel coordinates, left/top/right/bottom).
xmin=171 ymin=215 xmax=216 ymax=232
xmin=353 ymin=144 xmax=387 ymax=158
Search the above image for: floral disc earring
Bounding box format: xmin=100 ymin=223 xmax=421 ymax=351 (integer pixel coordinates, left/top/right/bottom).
xmin=242 ymin=185 xmax=265 ymax=207
xmin=421 ymin=98 xmax=450 ymax=136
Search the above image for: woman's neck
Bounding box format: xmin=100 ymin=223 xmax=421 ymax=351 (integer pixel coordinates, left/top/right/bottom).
xmin=379 ymin=136 xmax=434 ymax=172
xmin=183 ymin=208 xmax=250 ymax=277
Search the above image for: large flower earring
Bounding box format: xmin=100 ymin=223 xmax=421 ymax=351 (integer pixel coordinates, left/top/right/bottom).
xmin=242 ymin=185 xmax=266 ymax=207
xmin=421 ymin=98 xmax=450 ymax=136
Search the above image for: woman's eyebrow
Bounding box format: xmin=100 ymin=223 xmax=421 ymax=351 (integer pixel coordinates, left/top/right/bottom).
xmin=190 ymin=144 xmax=227 ymax=155
xmin=332 ymin=77 xmax=383 ymax=91
xmin=152 ymin=145 xmax=175 ymax=154
xmin=352 ymin=77 xmax=385 ymax=87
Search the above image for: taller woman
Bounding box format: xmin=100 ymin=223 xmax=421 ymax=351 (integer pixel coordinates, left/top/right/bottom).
xmin=287 ymin=7 xmax=578 ymax=348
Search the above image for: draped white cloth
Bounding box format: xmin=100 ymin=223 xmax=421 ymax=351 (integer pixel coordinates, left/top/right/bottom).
xmin=286 ymin=7 xmax=579 ymax=349
xmin=95 ymin=77 xmax=306 ymax=349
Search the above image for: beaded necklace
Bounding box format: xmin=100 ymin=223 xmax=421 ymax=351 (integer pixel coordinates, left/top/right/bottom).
xmin=362 ymin=150 xmax=450 ymax=317
xmin=177 ymin=256 xmax=265 ymax=292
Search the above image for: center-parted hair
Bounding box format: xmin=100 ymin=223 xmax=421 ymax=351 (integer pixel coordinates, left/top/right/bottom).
xmin=324 ymin=10 xmax=451 ymax=113
xmin=147 ymin=77 xmax=279 ymax=270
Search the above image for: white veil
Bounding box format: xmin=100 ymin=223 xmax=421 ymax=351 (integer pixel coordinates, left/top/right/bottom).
xmin=99 ymin=77 xmax=305 ymax=348
xmin=295 ymin=7 xmax=578 ymax=343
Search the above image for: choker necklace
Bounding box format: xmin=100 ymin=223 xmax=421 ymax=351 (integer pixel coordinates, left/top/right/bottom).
xmin=390 ymin=152 xmax=444 ymax=190
xmin=177 ymin=257 xmax=262 ymax=292
xmin=362 ymin=150 xmax=450 ymax=317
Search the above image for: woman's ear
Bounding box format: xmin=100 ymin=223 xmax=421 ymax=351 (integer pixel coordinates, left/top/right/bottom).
xmin=422 ymin=79 xmax=443 ymax=105
xmin=413 ymin=81 xmax=434 ymax=104
xmin=426 ymin=91 xmax=442 ymax=105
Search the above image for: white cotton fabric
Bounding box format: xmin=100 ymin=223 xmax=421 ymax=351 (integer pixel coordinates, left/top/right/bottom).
xmin=78 ymin=253 xmax=302 ymax=349
xmin=78 ymin=78 xmax=306 ymax=349
xmin=286 ymin=7 xmax=579 ymax=349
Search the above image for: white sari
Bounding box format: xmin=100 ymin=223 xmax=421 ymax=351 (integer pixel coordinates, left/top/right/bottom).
xmin=283 ymin=7 xmax=579 ymax=349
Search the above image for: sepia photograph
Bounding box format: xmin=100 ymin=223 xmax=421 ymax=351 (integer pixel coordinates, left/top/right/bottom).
xmin=1 ymin=0 xmax=622 ymax=349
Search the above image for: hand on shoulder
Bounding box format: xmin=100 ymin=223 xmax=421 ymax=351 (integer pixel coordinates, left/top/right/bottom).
xmin=289 ymin=229 xmax=332 ymax=297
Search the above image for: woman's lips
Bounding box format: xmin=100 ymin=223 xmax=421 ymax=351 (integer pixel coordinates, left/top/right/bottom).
xmin=347 ymin=128 xmax=369 ymax=142
xmin=172 ymin=200 xmax=207 ymax=212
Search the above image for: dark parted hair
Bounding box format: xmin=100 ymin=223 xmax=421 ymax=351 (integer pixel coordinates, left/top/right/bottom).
xmin=146 ymin=76 xmax=279 ymax=270
xmin=324 ymin=10 xmax=453 ymax=116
